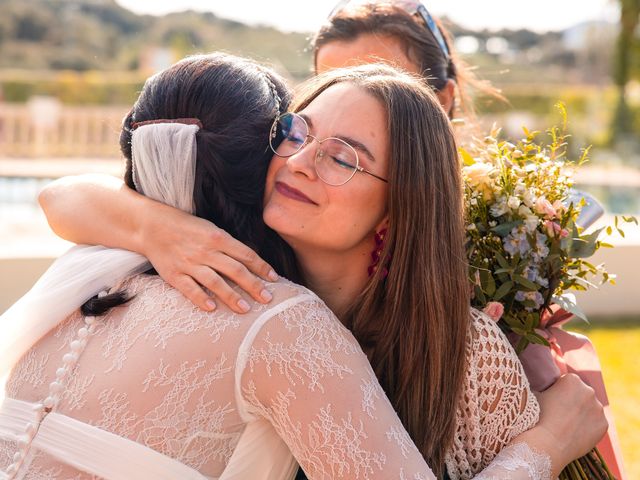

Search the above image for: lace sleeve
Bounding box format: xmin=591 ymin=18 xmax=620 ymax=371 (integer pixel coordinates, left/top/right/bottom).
xmin=446 ymin=309 xmax=542 ymax=479
xmin=238 ymin=297 xmax=552 ymax=480
xmin=237 ymin=294 xmax=437 ymax=479
xmin=473 ymin=443 xmax=552 ymax=480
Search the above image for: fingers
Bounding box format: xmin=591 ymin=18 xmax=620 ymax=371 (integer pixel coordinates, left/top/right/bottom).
xmin=172 ymin=274 xmax=217 ymax=312
xmin=189 ymin=265 xmax=255 ymax=314
xmin=210 ymin=229 xmax=279 ymax=282
xmin=202 ymin=253 xmax=274 ymax=306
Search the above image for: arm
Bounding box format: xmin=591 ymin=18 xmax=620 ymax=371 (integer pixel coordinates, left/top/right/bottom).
xmin=39 ymin=174 xmax=278 ymax=313
xmin=240 ymin=297 xmax=606 ymax=480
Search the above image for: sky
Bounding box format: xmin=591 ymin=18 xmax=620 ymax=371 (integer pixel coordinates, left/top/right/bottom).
xmin=115 ymin=0 xmax=619 ymax=34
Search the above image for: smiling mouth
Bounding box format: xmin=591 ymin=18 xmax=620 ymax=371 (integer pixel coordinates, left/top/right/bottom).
xmin=275 ymin=181 xmax=317 ymax=205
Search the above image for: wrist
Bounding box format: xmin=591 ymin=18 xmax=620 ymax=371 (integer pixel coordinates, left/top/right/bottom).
xmin=512 ymin=427 xmax=566 ymax=479
xmin=132 ymin=195 xmax=163 ymax=257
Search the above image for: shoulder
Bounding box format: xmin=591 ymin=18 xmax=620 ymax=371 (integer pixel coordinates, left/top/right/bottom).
xmin=464 ymin=307 xmax=530 ymax=389
xmin=467 ymin=307 xmax=513 ymax=355
xmin=121 ymin=273 xmax=323 ymax=318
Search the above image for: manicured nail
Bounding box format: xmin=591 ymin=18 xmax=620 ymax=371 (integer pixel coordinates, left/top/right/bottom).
xmin=267 ymin=269 xmax=279 ymax=281
xmin=237 ymin=299 xmax=251 ymax=313
xmin=260 ymin=289 xmax=273 ymax=302
xmin=206 ymin=299 xmax=217 ymax=311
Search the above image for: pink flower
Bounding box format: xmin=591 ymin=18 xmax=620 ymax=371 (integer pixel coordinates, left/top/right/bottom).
xmin=552 ymin=200 xmax=566 ymax=216
xmin=483 ymin=302 xmax=505 ymax=322
xmin=534 ymin=196 xmax=557 ymax=219
xmin=544 ymin=220 xmax=569 ymax=238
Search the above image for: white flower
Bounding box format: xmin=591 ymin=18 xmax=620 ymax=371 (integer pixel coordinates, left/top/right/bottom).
xmin=463 ymin=162 xmax=494 ymax=186
xmin=525 ymin=216 xmax=539 ymax=233
xmin=463 ymin=162 xmax=495 ymax=200
xmin=507 ymin=196 xmax=521 ymax=210
xmin=466 ymin=223 xmax=477 ymax=231
xmin=490 ymin=196 xmax=510 ymax=218
xmin=514 ymin=185 xmax=536 ymax=208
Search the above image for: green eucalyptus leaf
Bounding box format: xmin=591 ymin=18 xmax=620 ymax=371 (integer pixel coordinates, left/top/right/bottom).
xmin=493 ymin=281 xmax=513 ymax=301
xmin=491 ymin=220 xmax=523 ymax=238
xmin=513 ymin=275 xmax=539 ymax=291
xmin=569 ymin=227 xmax=604 ymax=258
xmin=552 ymin=293 xmax=588 ymax=323
xmin=525 ymin=332 xmax=550 ymax=347
xmin=495 ymin=252 xmax=511 ymax=270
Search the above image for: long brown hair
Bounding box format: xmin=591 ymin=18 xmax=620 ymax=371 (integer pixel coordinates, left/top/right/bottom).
xmin=291 ymin=64 xmax=470 ymax=477
xmin=312 ymin=1 xmax=504 ymax=121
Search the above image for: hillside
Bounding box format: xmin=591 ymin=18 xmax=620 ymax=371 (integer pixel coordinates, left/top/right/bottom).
xmin=0 ymin=0 xmax=313 ymax=79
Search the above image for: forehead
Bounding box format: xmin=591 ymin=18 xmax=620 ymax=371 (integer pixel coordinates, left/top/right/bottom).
xmin=300 ymin=83 xmax=384 ymax=128
xmin=300 ymin=82 xmax=389 ymax=161
xmin=316 ymin=33 xmax=420 ymax=75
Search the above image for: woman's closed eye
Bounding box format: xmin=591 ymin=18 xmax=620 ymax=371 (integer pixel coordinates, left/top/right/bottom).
xmin=284 ymin=132 xmax=307 ymax=146
xmin=331 ymin=156 xmax=356 ymax=170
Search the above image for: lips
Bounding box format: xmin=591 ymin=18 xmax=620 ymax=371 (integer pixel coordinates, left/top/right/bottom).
xmin=275 ymin=181 xmax=317 ymax=205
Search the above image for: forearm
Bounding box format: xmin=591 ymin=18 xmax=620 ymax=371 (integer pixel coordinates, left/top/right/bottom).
xmin=39 ymin=174 xmax=155 ymax=254
xmin=39 ymin=174 xmax=279 ymax=313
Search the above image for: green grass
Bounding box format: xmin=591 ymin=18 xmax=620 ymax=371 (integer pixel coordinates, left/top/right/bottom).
xmin=567 ymin=316 xmax=640 ymax=479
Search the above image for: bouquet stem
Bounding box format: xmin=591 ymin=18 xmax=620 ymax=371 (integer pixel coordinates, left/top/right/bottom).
xmin=561 ymin=447 xmax=615 ymax=479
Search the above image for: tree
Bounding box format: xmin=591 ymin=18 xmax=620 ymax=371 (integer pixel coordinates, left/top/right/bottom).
xmin=611 ymin=0 xmax=640 ymax=143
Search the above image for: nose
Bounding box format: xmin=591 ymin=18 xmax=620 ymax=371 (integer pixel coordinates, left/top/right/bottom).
xmin=285 ymin=138 xmax=319 ymax=180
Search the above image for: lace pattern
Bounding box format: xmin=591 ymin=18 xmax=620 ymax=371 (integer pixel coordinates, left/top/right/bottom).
xmin=445 ymin=309 xmax=541 ymax=480
xmin=2 ymin=274 xmax=550 ymax=480
xmin=473 ymin=443 xmax=552 ymax=480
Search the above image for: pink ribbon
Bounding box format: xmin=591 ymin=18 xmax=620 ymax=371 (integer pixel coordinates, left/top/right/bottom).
xmin=513 ymin=306 xmax=626 ymax=479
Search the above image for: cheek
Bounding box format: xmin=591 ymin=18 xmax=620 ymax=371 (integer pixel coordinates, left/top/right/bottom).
xmin=323 ymin=185 xmax=388 ymax=243
xmin=264 ymin=156 xmax=285 ymax=204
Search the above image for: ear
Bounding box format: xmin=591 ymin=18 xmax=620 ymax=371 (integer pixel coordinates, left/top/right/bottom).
xmin=436 ymin=79 xmax=456 ymax=117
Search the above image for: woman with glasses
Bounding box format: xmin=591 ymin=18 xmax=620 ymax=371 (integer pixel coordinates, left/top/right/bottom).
xmin=34 ymin=60 xmax=606 ymax=479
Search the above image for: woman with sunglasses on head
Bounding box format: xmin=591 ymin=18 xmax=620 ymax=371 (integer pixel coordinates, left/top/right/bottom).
xmin=312 ymin=0 xmax=502 ymax=123
xmin=37 ymin=61 xmax=606 ymax=479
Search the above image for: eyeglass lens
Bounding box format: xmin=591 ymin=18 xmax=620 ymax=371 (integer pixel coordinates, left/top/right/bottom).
xmin=270 ymin=113 xmax=360 ymax=186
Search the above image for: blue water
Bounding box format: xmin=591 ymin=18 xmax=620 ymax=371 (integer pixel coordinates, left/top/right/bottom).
xmin=0 ymin=177 xmax=55 ymax=207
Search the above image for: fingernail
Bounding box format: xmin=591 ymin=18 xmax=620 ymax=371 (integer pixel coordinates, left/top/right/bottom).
xmin=237 ymin=299 xmax=251 ymax=313
xmin=206 ymin=300 xmax=217 ymax=311
xmin=267 ymin=269 xmax=279 ymax=281
xmin=260 ymin=289 xmax=273 ymax=302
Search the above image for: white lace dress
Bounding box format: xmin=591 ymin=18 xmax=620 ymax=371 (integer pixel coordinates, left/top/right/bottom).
xmin=0 ymin=275 xmax=550 ymax=480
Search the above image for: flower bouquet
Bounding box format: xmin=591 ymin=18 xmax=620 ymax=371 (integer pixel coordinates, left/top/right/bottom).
xmin=461 ymin=104 xmax=636 ymax=480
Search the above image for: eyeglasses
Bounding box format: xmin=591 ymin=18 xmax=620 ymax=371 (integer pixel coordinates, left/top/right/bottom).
xmin=329 ymin=0 xmax=450 ymax=61
xmin=269 ymin=112 xmax=388 ymax=186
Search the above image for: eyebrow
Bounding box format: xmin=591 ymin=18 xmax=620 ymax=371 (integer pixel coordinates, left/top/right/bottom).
xmin=298 ymin=112 xmax=377 ymax=163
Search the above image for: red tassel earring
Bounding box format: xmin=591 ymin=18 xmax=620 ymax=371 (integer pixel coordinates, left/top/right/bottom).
xmin=368 ymin=228 xmax=389 ymax=278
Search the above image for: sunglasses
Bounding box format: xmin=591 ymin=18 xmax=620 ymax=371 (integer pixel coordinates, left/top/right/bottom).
xmin=329 ymin=0 xmax=450 ymax=61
